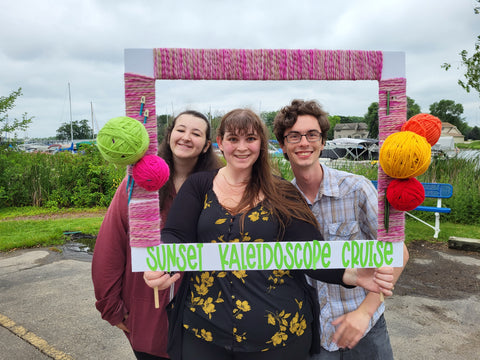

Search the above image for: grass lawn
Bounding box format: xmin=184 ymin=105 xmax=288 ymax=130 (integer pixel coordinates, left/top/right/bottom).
xmin=0 ymin=207 xmax=105 ymax=252
xmin=0 ymin=207 xmax=479 ymax=252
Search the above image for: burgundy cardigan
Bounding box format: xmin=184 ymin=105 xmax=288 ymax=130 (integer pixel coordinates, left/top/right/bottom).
xmin=92 ymin=177 xmax=179 ymax=357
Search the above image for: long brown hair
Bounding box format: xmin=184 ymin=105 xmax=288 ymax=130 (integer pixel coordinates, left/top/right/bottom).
xmin=217 ymin=109 xmax=318 ymax=233
xmin=158 ymin=110 xmax=222 ymax=209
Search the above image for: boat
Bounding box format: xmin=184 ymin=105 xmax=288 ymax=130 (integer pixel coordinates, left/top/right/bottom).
xmin=321 ymin=138 xmax=379 ymax=160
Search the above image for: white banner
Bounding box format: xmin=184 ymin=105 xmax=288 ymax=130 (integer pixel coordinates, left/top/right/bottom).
xmin=131 ymin=240 xmax=403 ymax=272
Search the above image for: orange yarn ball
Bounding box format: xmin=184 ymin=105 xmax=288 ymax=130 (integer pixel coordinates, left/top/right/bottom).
xmin=379 ymin=131 xmax=431 ymax=179
xmin=401 ymin=113 xmax=442 ymax=146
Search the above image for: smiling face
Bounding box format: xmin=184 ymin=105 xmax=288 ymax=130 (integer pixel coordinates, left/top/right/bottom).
xmin=217 ymin=128 xmax=261 ymax=173
xmin=169 ymin=113 xmax=210 ymax=161
xmin=280 ymin=114 xmax=324 ymax=169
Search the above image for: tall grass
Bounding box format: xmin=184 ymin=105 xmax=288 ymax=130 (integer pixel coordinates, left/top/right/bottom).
xmin=271 ymin=155 xmax=480 ymax=226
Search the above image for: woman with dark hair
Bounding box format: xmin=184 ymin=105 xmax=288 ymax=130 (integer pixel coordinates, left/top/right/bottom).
xmin=92 ymin=110 xmax=223 ymax=360
xmin=144 ymin=109 xmax=394 ymax=360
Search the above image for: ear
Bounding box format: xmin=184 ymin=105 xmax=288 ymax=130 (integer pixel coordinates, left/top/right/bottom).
xmin=216 ymin=136 xmax=223 ymax=151
xmin=203 ymin=140 xmax=211 ymax=154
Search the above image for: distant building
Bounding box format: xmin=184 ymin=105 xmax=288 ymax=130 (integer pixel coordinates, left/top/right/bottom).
xmin=334 ymin=122 xmax=369 ymax=139
xmin=441 ymin=122 xmax=464 ymax=143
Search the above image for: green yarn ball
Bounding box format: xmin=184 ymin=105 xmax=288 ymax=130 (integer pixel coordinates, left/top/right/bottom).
xmin=97 ymin=116 xmax=150 ymax=166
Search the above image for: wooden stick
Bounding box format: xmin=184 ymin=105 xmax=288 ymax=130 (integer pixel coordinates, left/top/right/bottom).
xmin=380 ymin=292 xmax=384 ymax=302
xmin=154 ymin=286 xmax=159 ymax=308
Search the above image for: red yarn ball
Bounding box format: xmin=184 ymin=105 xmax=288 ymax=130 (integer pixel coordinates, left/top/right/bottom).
xmin=386 ymin=178 xmax=425 ymax=211
xmin=401 ymin=113 xmax=442 ymax=146
xmin=132 ymin=155 xmax=170 ymax=191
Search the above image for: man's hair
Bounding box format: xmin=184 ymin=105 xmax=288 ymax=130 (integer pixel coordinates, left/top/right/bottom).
xmin=273 ymin=99 xmax=330 ymax=147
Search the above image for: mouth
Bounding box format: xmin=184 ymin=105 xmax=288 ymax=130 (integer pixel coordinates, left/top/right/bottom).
xmin=295 ymin=150 xmax=313 ymax=158
xmin=177 ymin=142 xmax=192 ymax=149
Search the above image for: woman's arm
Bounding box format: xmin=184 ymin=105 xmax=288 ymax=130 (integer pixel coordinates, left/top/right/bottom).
xmin=91 ymin=178 xmax=130 ymax=327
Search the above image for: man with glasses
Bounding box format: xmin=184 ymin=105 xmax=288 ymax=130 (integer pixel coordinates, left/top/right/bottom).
xmin=273 ymin=99 xmax=408 ymax=360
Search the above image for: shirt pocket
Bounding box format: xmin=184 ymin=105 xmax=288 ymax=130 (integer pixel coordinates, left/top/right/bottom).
xmin=327 ymin=221 xmax=360 ymax=241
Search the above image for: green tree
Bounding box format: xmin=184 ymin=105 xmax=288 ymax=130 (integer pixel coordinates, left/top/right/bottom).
xmin=56 ymin=119 xmax=93 ymax=140
xmin=364 ymin=102 xmax=379 ymax=139
xmin=442 ymin=0 xmax=480 ymax=98
xmin=407 ymin=97 xmax=421 ymax=119
xmin=328 ymin=115 xmax=341 ymax=140
xmin=364 ymin=96 xmax=421 ymax=138
xmin=429 ymin=100 xmax=468 ymax=134
xmin=261 ymin=111 xmax=278 ymax=139
xmin=467 ymin=126 xmax=480 ymax=140
xmin=0 ymin=88 xmax=33 ymax=142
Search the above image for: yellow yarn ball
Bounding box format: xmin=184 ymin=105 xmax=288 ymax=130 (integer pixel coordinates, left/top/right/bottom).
xmin=379 ymin=131 xmax=431 ymax=179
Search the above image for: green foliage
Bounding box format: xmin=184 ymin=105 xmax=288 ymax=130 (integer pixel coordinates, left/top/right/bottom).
xmin=442 ymin=0 xmax=480 ymax=98
xmin=328 ymin=115 xmax=341 ymax=140
xmin=364 ymin=102 xmax=379 ymax=138
xmin=407 ymin=97 xmax=421 ymax=119
xmin=56 ymin=119 xmax=93 ymax=140
xmin=429 ymin=99 xmax=468 ymax=135
xmin=0 ymin=144 xmax=125 ymax=208
xmin=418 ymin=156 xmax=480 ymax=225
xmin=0 ymin=88 xmax=33 ymax=141
xmin=467 ymin=126 xmax=480 ymax=140
xmin=365 ymin=97 xmax=421 ymax=139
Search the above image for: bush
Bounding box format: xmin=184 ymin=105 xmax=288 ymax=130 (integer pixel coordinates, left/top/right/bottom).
xmin=0 ymin=145 xmax=125 ymax=208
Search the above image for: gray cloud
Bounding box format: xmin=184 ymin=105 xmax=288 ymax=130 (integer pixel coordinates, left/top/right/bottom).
xmin=1 ymin=0 xmax=479 ymax=139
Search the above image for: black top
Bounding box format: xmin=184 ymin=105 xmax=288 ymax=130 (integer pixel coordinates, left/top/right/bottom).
xmin=162 ymin=170 xmax=346 ymax=353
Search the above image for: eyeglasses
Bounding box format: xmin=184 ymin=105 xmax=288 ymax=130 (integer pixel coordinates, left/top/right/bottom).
xmin=284 ymin=130 xmax=322 ymax=144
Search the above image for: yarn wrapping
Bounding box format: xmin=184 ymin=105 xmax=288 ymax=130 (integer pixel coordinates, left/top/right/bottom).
xmin=132 ymin=154 xmax=170 ymax=192
xmin=387 ymin=178 xmax=425 ymax=211
xmin=97 ymin=116 xmax=150 ymax=167
xmin=379 ymin=131 xmax=431 ymax=179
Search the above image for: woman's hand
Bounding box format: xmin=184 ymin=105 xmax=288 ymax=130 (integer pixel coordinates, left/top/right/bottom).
xmin=115 ymin=314 xmax=130 ymax=333
xmin=143 ymin=271 xmax=181 ymax=291
xmin=343 ymin=267 xmax=394 ymax=296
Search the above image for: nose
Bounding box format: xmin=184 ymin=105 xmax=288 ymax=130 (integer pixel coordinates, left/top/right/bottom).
xmin=181 ymin=131 xmax=192 ymax=141
xmin=298 ymin=134 xmax=310 ymax=145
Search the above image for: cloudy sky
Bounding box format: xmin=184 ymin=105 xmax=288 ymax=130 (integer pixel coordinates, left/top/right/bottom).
xmin=1 ymin=0 xmax=479 ymax=139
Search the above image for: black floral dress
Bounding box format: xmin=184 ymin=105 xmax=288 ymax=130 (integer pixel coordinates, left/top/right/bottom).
xmin=162 ymin=170 xmax=345 ymax=354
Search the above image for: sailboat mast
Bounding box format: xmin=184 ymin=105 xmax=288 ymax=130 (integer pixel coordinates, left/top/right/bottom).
xmin=68 ymin=82 xmax=74 ymax=152
xmin=91 ymin=101 xmax=94 ymax=139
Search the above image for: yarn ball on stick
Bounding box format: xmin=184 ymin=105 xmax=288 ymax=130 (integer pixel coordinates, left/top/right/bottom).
xmin=97 ymin=116 xmax=150 ymax=167
xmin=379 ymin=131 xmax=431 ymax=179
xmin=132 ymin=154 xmax=170 ymax=191
xmin=387 ymin=178 xmax=425 ymax=211
xmin=401 ymin=113 xmax=442 ymax=146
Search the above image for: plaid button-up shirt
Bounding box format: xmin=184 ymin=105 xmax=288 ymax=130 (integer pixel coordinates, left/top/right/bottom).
xmin=293 ymin=164 xmax=384 ymax=351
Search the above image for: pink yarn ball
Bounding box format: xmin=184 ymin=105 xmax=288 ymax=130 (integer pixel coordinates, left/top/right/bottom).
xmin=132 ymin=155 xmax=170 ymax=191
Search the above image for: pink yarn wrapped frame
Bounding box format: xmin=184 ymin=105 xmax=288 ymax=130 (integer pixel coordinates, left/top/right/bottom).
xmin=126 ymin=48 xmax=406 ymax=247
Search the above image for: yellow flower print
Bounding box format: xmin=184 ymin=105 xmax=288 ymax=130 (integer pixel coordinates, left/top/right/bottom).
xmin=260 ymin=208 xmax=270 ymax=221
xmin=295 ymin=298 xmax=303 ymax=310
xmin=233 ymin=299 xmax=251 ymax=319
xmin=236 ymin=299 xmax=251 ymax=312
xmin=248 ymin=211 xmax=260 ymax=222
xmin=200 ymin=329 xmax=213 ymax=342
xmin=191 ymin=328 xmax=214 ymax=342
xmin=233 ymin=328 xmax=247 ymax=343
xmin=215 ymin=218 xmax=227 ymax=224
xmin=204 ymin=194 xmax=212 ymax=209
xmin=270 ymin=331 xmax=288 ymax=346
xmin=241 ymin=232 xmax=251 ymax=242
xmin=289 ymin=312 xmax=307 ymax=336
xmin=233 ymin=270 xmax=248 ymax=283
xmin=202 ymin=297 xmax=216 ymax=318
